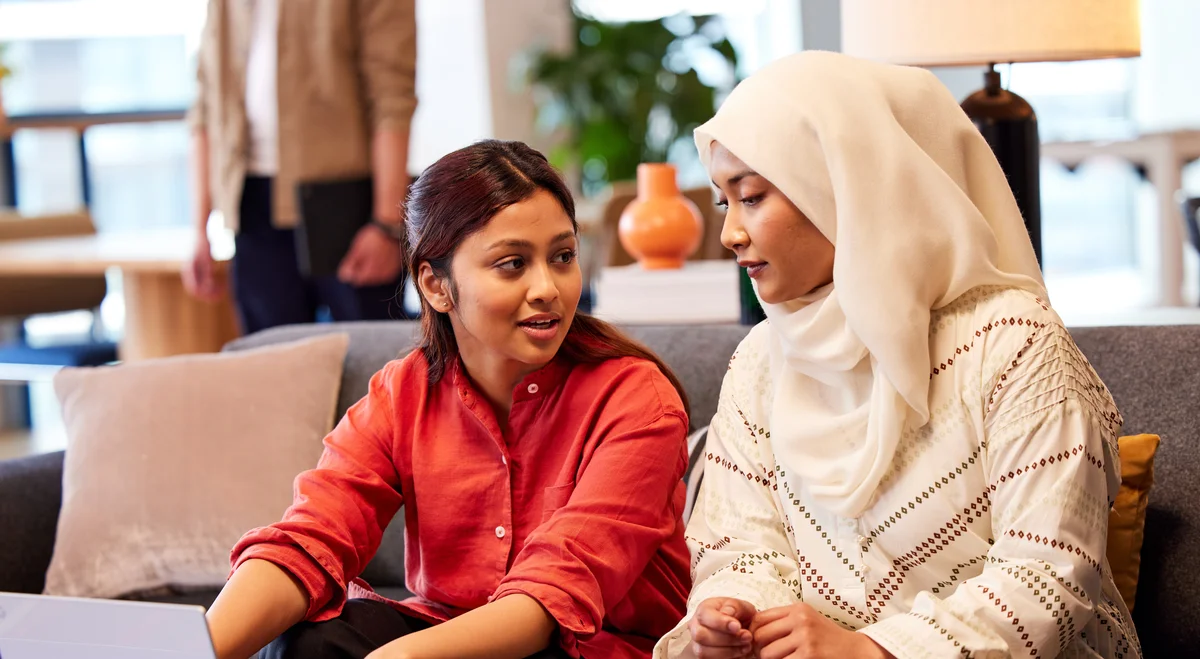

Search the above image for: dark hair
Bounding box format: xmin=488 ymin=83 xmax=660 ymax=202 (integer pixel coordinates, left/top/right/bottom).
xmin=403 ymin=139 xmax=689 ymax=414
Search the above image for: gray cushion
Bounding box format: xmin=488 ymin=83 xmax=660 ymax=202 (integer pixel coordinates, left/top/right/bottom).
xmin=0 ymin=450 xmax=64 ymax=593
xmin=223 ymin=321 xmax=753 ymax=430
xmin=1070 ymin=325 xmax=1200 ymax=656
xmin=621 ymin=325 xmax=751 ymax=429
xmin=226 ymin=321 xmax=421 ymax=425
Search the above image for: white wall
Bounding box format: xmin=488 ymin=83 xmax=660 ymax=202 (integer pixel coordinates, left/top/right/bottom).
xmin=409 ymin=0 xmax=573 ymax=171
xmin=408 ymin=0 xmax=492 ymax=170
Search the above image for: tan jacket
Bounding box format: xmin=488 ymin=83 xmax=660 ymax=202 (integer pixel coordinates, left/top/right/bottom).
xmin=189 ymin=0 xmax=417 ymax=231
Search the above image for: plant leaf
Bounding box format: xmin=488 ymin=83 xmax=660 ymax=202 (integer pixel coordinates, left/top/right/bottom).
xmin=522 ymin=10 xmax=736 ymax=193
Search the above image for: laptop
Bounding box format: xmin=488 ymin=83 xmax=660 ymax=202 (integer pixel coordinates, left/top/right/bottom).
xmin=0 ymin=592 xmax=217 ymax=659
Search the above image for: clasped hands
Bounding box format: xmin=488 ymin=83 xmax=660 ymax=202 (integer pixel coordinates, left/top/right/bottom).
xmin=688 ymin=598 xmax=893 ymax=659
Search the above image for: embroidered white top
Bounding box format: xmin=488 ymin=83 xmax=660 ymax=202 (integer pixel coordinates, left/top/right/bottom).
xmin=655 ymin=287 xmax=1141 ymax=659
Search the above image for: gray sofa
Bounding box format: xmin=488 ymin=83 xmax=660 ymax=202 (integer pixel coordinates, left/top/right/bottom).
xmin=1 ymin=321 xmax=1197 ymax=656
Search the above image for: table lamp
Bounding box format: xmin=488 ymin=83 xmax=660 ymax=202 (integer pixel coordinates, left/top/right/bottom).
xmin=840 ymin=0 xmax=1141 ymax=264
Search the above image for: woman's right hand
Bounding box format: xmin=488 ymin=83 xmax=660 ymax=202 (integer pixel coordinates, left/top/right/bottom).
xmin=183 ymin=235 xmax=224 ymax=301
xmin=688 ymin=597 xmax=757 ymax=659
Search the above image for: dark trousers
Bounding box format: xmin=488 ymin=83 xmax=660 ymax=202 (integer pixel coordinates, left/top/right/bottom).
xmin=262 ymin=599 xmax=573 ymax=659
xmin=233 ymin=176 xmax=410 ymax=335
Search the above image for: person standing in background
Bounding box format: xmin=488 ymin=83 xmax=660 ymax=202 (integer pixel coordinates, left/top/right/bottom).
xmin=183 ymin=0 xmax=417 ymax=332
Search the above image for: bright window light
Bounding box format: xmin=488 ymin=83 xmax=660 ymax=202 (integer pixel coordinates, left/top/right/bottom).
xmin=0 ymin=0 xmax=207 ymax=42
xmin=573 ymin=0 xmax=766 ymax=22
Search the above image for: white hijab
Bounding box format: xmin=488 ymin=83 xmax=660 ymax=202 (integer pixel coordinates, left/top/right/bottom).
xmin=695 ymin=52 xmax=1047 ymax=517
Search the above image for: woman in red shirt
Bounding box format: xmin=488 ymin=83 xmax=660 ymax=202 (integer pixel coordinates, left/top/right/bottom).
xmin=203 ymin=140 xmax=693 ymax=659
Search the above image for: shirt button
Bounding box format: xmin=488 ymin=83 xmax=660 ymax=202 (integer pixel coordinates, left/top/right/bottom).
xmin=501 ymin=455 xmax=507 ymax=465
xmin=527 ymin=383 xmax=539 ymax=394
xmin=495 ymin=526 xmax=506 ymax=539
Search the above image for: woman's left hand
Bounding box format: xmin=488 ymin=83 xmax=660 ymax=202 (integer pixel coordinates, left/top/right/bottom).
xmin=750 ymin=603 xmax=894 ymax=659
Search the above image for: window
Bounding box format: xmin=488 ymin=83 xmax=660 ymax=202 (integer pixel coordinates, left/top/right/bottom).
xmin=1 ymin=1 xmax=202 ymax=227
xmin=1006 ymin=51 xmax=1200 ymax=310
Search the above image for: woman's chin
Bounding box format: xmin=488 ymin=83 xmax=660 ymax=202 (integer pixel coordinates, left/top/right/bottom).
xmin=755 ymin=281 xmax=786 ymax=306
xmin=510 ymin=333 xmax=564 ymax=366
xmin=757 ymin=277 xmax=830 ymax=306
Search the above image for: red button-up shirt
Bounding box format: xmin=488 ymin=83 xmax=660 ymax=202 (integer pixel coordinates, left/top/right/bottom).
xmin=231 ymin=350 xmax=692 ymax=658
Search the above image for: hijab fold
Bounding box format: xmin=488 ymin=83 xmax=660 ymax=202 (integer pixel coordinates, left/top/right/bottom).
xmin=695 ymin=52 xmax=1046 ymax=517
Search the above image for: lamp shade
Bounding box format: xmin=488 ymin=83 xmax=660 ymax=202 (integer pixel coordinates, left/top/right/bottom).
xmin=841 ymin=0 xmax=1140 ymax=67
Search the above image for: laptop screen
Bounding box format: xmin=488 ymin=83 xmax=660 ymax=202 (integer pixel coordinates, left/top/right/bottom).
xmin=0 ymin=592 xmax=216 ymax=659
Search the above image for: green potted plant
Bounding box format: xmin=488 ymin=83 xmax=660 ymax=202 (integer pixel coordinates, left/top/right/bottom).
xmin=527 ymin=9 xmax=738 ymax=197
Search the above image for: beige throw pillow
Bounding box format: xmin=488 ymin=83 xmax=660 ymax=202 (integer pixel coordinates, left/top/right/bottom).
xmin=45 ymin=333 xmax=350 ymax=599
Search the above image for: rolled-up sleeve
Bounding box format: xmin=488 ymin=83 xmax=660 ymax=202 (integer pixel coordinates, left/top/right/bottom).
xmin=230 ymin=363 xmax=405 ymax=622
xmin=356 ymin=0 xmax=418 ymax=133
xmin=493 ymin=392 xmax=689 ymax=656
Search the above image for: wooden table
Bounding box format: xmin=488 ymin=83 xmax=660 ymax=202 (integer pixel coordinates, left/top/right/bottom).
xmin=1042 ymin=129 xmax=1200 ymax=307
xmin=0 ymin=227 xmax=239 ymax=361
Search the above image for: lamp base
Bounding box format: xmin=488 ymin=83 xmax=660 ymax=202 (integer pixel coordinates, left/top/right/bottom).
xmin=961 ymin=65 xmax=1042 ymax=265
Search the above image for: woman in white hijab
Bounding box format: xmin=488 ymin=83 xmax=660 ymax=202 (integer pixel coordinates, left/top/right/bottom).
xmin=656 ymin=52 xmax=1139 ymax=659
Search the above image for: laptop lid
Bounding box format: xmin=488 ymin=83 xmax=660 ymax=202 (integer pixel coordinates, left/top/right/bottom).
xmin=0 ymin=592 xmax=217 ymax=659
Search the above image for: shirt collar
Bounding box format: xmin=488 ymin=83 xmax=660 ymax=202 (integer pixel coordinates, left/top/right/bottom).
xmin=449 ymin=354 xmax=571 ymax=407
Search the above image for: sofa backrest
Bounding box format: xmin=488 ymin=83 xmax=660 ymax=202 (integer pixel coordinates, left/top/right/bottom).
xmin=228 ymin=321 xmax=1200 ymax=655
xmin=1067 ymin=325 xmax=1200 ymax=655
xmin=226 ymin=322 xmax=750 ymax=432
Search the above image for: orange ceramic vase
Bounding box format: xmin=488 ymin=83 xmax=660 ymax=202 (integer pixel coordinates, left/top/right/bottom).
xmin=618 ymin=163 xmax=703 ymax=269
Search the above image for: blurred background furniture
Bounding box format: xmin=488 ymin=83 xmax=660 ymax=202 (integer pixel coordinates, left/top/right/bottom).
xmin=0 ymin=210 xmax=115 ymax=429
xmin=0 ymin=224 xmax=239 ymax=363
xmin=1042 ymin=129 xmax=1200 ymax=307
xmin=1 ymin=109 xmax=187 ymax=209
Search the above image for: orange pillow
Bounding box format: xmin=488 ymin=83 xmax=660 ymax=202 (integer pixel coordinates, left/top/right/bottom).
xmin=1106 ymin=434 xmax=1160 ymax=611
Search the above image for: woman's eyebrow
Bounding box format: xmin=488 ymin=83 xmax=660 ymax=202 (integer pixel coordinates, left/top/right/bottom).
xmin=485 ymin=238 xmax=533 ymax=251
xmin=712 ymin=170 xmax=758 ymax=188
xmin=485 ymin=231 xmax=576 ymax=251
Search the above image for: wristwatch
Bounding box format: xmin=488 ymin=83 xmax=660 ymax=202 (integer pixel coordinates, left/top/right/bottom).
xmin=370 ymin=219 xmax=405 ymax=240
